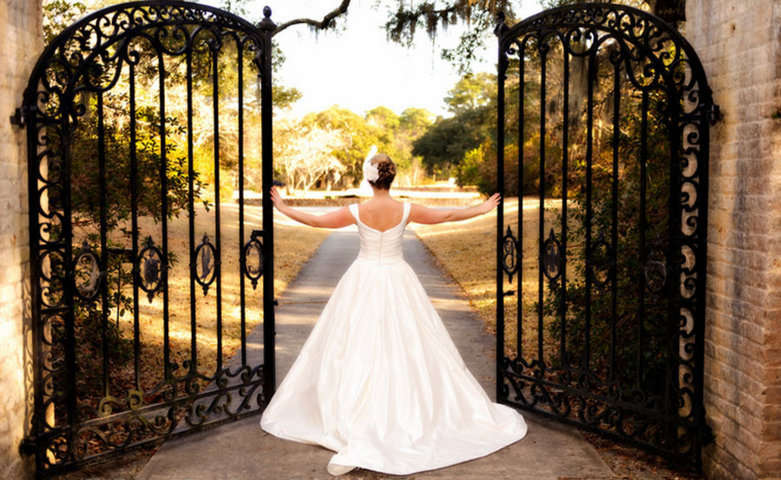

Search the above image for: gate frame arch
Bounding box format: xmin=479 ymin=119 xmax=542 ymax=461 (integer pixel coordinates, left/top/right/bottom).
xmin=494 ymin=3 xmax=715 ymax=470
xmin=18 ymin=2 xmax=278 ymax=476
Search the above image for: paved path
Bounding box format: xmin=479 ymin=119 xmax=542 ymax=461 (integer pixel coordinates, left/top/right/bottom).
xmin=138 ymin=226 xmax=615 ymax=480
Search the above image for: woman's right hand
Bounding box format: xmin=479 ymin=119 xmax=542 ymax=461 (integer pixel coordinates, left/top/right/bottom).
xmin=270 ymin=185 xmax=287 ymax=211
xmin=481 ymin=193 xmax=501 ymax=214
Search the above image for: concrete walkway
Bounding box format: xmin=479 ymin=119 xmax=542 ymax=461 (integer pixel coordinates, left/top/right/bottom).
xmin=138 ymin=227 xmax=615 ymax=480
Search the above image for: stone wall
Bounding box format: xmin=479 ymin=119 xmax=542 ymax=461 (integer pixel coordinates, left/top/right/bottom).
xmin=0 ymin=0 xmax=42 ymax=478
xmin=685 ymin=1 xmax=781 ymax=478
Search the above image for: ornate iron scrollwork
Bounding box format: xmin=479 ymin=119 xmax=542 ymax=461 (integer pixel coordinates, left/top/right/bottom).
xmin=138 ymin=236 xmax=163 ymax=303
xmin=193 ymin=233 xmax=217 ymax=295
xmin=243 ymin=229 xmax=264 ymax=289
xmin=23 ymin=1 xmax=277 ymax=476
xmin=73 ymin=240 xmax=104 ymax=301
xmin=502 ymin=225 xmax=520 ymax=283
xmin=542 ymin=229 xmax=562 ymax=281
xmin=495 ymin=3 xmax=711 ymax=470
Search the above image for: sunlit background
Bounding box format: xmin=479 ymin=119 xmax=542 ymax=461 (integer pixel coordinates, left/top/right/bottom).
xmin=200 ymin=0 xmax=544 ymax=119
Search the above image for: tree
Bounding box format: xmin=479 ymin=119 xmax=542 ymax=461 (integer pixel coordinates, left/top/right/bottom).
xmin=43 ymin=0 xmax=88 ymax=44
xmin=412 ymin=106 xmax=490 ymax=177
xmin=58 ymin=1 xmax=660 ymax=76
xmin=42 ymin=0 xmax=304 ymax=198
xmin=407 ymin=69 xmax=496 ymax=178
xmin=366 ymin=106 xmax=401 ymax=132
xmin=281 ymin=104 xmax=434 ymax=188
xmin=299 ymin=106 xmax=380 ymax=184
xmin=444 ymin=72 xmax=496 ymax=114
xmin=266 ymin=0 xmax=656 ymax=72
xmin=276 ymin=122 xmax=347 ymax=192
xmin=399 ymin=107 xmax=434 ymax=133
xmin=395 ymin=108 xmax=434 ymax=185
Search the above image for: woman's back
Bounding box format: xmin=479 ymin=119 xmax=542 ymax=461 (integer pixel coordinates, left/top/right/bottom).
xmin=355 ymin=198 xmax=406 ymax=232
xmin=349 ymin=200 xmax=410 ymax=265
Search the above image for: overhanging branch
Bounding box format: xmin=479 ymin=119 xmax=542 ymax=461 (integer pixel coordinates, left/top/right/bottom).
xmin=272 ymin=0 xmax=352 ymax=36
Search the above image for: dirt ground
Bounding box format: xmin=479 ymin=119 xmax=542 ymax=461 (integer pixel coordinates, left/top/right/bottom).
xmin=51 ymin=197 xmax=702 ymax=479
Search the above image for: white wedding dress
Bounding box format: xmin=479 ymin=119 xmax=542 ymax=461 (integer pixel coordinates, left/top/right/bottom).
xmin=259 ymin=201 xmax=528 ymax=475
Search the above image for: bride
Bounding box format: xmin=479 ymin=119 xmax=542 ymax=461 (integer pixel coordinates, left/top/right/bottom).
xmin=260 ymin=152 xmax=528 ymax=476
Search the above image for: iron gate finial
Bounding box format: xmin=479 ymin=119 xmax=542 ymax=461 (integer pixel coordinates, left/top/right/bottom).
xmin=259 ymin=6 xmax=275 ymax=31
xmin=494 ymin=11 xmax=508 ymax=37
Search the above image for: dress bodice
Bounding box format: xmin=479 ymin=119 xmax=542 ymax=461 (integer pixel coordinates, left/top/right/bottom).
xmin=349 ymin=201 xmax=410 ymax=264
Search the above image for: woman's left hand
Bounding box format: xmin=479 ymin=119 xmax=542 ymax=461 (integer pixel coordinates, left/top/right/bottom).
xmin=270 ymin=185 xmax=286 ymax=210
xmin=480 ymin=192 xmax=501 ymax=214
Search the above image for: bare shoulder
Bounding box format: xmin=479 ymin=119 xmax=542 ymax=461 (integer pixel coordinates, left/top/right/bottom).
xmin=317 ymin=204 xmax=355 ymax=229
xmin=343 ymin=204 xmax=357 ymax=218
xmin=407 ymin=202 xmax=440 ymax=224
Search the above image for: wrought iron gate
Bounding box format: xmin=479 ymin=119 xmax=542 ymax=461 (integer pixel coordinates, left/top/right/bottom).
xmin=494 ymin=4 xmax=713 ymax=469
xmin=18 ymin=2 xmax=277 ymax=476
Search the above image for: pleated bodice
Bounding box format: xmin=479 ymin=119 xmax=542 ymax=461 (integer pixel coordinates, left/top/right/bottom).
xmin=348 ymin=201 xmax=410 ymax=265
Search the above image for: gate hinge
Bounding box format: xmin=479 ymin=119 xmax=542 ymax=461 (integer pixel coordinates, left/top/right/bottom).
xmin=10 ymin=105 xmax=35 ymax=128
xmin=702 ymin=422 xmax=715 ymax=446
xmin=700 ymin=406 xmax=715 ymax=446
xmin=709 ymin=103 xmax=722 ymax=125
xmin=19 ymin=435 xmax=36 ymax=456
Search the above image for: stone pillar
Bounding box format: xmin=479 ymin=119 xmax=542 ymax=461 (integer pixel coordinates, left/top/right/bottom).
xmin=685 ymin=1 xmax=781 ymax=478
xmin=0 ymin=0 xmax=42 ymax=478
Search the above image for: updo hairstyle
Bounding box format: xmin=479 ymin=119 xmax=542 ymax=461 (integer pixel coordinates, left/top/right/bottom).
xmin=368 ymin=153 xmax=396 ymax=190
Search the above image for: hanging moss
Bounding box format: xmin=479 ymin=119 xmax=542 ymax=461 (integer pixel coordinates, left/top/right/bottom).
xmin=386 ymin=0 xmax=514 ymax=46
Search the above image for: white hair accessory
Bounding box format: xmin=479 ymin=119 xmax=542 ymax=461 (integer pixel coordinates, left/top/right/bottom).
xmin=363 ymin=145 xmax=379 ymax=183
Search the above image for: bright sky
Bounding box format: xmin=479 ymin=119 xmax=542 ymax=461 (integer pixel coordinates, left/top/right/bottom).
xmin=203 ymin=0 xmax=544 ymax=119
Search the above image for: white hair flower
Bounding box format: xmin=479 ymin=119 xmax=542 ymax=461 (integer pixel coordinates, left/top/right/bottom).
xmin=363 ymin=145 xmax=379 ymax=182
xmin=363 ymin=159 xmax=379 ymax=182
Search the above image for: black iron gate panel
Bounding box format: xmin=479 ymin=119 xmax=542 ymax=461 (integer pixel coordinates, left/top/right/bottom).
xmin=494 ymin=4 xmax=712 ymax=469
xmin=19 ymin=2 xmax=277 ymax=476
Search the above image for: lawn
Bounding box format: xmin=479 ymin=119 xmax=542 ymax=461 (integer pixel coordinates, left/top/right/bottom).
xmin=71 ymin=203 xmax=331 ymax=414
xmin=413 ymin=196 xmax=563 ymax=361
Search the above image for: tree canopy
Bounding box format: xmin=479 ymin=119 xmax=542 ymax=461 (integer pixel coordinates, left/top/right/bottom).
xmin=226 ymin=0 xmax=656 ymax=72
xmin=284 ymin=105 xmax=433 ymax=190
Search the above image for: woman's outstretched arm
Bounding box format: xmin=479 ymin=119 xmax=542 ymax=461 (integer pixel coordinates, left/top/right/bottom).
xmin=269 ymin=186 xmax=355 ymax=229
xmin=408 ymin=193 xmax=501 ymax=225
